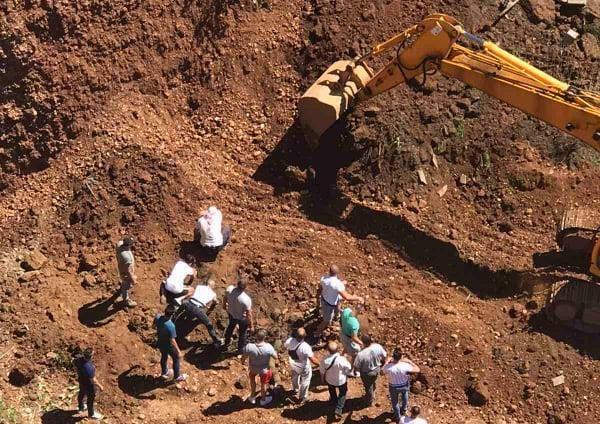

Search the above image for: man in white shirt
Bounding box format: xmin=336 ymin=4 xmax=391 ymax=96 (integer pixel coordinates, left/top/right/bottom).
xmin=383 ymin=349 xmax=420 ymax=424
xmin=194 ymin=206 xmax=231 ymax=255
xmin=161 ymin=255 xmax=196 ymax=305
xmin=314 ymin=265 xmax=364 ymax=341
xmin=181 ymin=278 xmax=222 ymax=348
xmin=353 ymin=334 xmax=387 ymax=406
xmin=223 ymin=278 xmax=253 ymax=353
xmin=319 ymin=341 xmax=352 ymax=420
xmin=400 ymin=406 xmax=428 ymax=424
xmin=284 ymin=327 xmax=319 ymax=404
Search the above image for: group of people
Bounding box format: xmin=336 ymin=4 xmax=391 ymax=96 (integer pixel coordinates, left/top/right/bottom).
xmin=73 ymin=206 xmax=428 ymax=423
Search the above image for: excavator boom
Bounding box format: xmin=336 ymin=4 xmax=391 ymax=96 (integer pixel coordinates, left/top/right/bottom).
xmin=298 ymin=14 xmax=600 ymax=150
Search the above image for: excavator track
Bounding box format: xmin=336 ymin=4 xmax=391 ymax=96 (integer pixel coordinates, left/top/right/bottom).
xmin=545 ymin=208 xmax=600 ymax=333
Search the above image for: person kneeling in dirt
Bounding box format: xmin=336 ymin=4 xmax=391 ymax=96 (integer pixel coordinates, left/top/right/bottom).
xmin=241 ymin=328 xmax=278 ymax=406
xmin=319 ymin=341 xmax=352 ymax=421
xmin=73 ymin=347 xmax=105 ymax=420
xmin=194 ymin=206 xmax=231 ymax=256
xmin=116 ymin=236 xmax=137 ymax=308
xmin=160 ymin=254 xmax=196 ymax=305
xmin=154 ymin=304 xmax=188 ymax=382
xmin=181 ymin=278 xmax=223 ymax=348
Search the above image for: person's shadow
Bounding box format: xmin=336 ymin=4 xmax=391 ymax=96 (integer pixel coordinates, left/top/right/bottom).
xmin=41 ymin=409 xmax=84 ymax=424
xmin=203 ymin=395 xmax=255 ymax=416
xmin=117 ymin=365 xmax=172 ymax=399
xmin=184 ymin=344 xmax=237 ymax=371
xmin=78 ymin=292 xmax=122 ymax=328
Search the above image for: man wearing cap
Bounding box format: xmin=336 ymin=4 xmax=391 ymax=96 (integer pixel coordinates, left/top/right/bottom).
xmin=116 ymin=236 xmax=137 ymax=308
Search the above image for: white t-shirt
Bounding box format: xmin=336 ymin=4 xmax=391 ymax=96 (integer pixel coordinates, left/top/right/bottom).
xmin=196 ymin=207 xmax=223 ymax=247
xmin=191 ymin=285 xmax=217 ymax=307
xmin=319 ymin=353 xmax=352 ymax=386
xmin=284 ymin=337 xmax=314 ymax=371
xmin=383 ymin=361 xmax=414 ymax=386
xmin=400 ymin=417 xmax=428 ymax=424
xmin=165 ymin=260 xmax=194 ymax=293
xmin=320 ymin=275 xmax=345 ymax=306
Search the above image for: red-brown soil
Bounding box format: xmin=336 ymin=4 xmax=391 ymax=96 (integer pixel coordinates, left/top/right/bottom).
xmin=1 ymin=1 xmax=600 ymax=424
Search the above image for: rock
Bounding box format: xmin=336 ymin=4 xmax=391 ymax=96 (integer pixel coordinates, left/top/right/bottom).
xmin=81 ymin=273 xmax=96 ymax=288
xmin=525 ymin=300 xmax=539 ymax=310
xmin=9 ymin=361 xmax=36 ymax=386
xmin=465 ymin=379 xmax=490 ymax=406
xmin=411 ymin=380 xmax=423 ymax=394
xmin=417 ymin=169 xmax=427 ymax=185
xmin=459 ymin=174 xmax=468 ymax=185
xmin=441 ymin=305 xmax=457 ymax=315
xmin=552 ymin=375 xmax=565 ymax=386
xmin=581 ymin=33 xmax=600 ymax=60
xmin=270 ymin=308 xmax=282 ymax=321
xmin=463 ymin=345 xmax=475 ymax=355
xmin=19 ymin=271 xmax=41 ymax=283
xmin=522 ymin=0 xmax=556 ymax=23
xmin=364 ymin=106 xmax=380 ymax=117
xmin=437 ymin=184 xmax=448 ymax=198
xmin=235 ymin=374 xmax=247 ymax=390
xmin=79 ymin=253 xmax=99 ymax=271
xmin=207 ymin=387 xmax=217 ymax=396
xmin=509 ymin=303 xmax=524 ymax=318
xmin=22 ymin=250 xmax=47 ymax=271
xmin=14 ymin=325 xmax=28 ymax=337
xmin=508 ymin=404 xmax=518 ymax=414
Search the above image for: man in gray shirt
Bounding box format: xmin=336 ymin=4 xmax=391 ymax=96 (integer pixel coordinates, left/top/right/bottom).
xmin=223 ymin=278 xmax=253 ymax=353
xmin=241 ymin=329 xmax=277 ymax=406
xmin=353 ymin=334 xmax=387 ymax=406
xmin=116 ymin=237 xmax=137 ymax=308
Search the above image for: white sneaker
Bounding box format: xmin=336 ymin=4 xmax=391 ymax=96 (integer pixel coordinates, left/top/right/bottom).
xmin=246 ymin=395 xmax=258 ymax=404
xmin=174 ymin=373 xmax=188 ymax=382
xmin=90 ymin=412 xmax=104 ymax=420
xmin=259 ymin=395 xmax=273 ymax=406
xmin=159 ymin=369 xmax=172 ymax=380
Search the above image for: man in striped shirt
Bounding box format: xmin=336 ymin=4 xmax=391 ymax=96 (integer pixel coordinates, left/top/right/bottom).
xmin=382 ymin=349 xmax=420 ymax=423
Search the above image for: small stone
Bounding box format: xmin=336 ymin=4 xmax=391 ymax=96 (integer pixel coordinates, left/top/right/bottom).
xmin=9 ymin=361 xmax=36 ymax=387
xmin=19 ymin=271 xmax=41 ymax=283
xmin=22 ymin=250 xmax=47 ymax=271
xmin=441 ymin=305 xmax=457 ymax=315
xmin=207 ymin=387 xmax=217 ymax=396
xmin=235 ymin=375 xmax=247 ymax=390
xmin=459 ymin=174 xmax=468 ymax=185
xmin=509 ymin=303 xmax=523 ymax=318
xmin=81 ymin=273 xmax=96 ymax=288
xmin=417 ymin=169 xmax=427 ymax=185
xmin=552 ymin=375 xmax=565 ymax=386
xmin=411 ymin=380 xmax=423 ymax=394
xmin=465 ymin=380 xmax=490 ymax=406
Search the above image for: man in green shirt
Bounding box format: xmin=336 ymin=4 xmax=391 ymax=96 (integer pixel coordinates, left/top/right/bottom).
xmin=340 ymin=308 xmax=363 ymax=376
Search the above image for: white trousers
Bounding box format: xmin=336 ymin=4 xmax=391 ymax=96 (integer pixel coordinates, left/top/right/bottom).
xmin=291 ymin=366 xmax=312 ymax=401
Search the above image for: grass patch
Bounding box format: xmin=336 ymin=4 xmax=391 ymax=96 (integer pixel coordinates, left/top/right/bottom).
xmin=0 ymin=398 xmax=20 ymax=424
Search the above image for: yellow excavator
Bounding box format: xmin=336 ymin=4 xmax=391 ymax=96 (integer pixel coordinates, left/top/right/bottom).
xmin=298 ymin=14 xmax=600 ymax=332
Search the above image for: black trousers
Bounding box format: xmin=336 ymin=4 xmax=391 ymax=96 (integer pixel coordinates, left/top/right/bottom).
xmin=183 ymin=301 xmax=220 ymax=343
xmin=223 ymin=314 xmax=249 ymax=351
xmin=77 ymin=383 xmax=96 ymax=416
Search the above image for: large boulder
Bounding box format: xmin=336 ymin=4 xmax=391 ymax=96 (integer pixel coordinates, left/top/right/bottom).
xmin=522 ymin=0 xmax=556 ymax=23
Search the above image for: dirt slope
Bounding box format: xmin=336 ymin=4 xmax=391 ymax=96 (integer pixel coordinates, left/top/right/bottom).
xmin=1 ymin=1 xmax=600 ymax=424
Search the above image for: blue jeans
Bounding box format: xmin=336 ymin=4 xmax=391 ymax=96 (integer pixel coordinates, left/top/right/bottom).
xmin=327 ymin=382 xmax=347 ymax=415
xmin=160 ymin=347 xmax=180 ymax=378
xmin=389 ymin=384 xmax=409 ymax=420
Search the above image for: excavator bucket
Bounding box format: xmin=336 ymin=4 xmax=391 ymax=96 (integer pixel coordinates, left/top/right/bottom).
xmin=298 ymin=60 xmax=372 ymax=147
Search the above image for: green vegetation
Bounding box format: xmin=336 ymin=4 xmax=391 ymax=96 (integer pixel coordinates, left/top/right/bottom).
xmin=0 ymin=398 xmax=19 ymax=424
xmin=453 ymin=118 xmax=465 ymax=139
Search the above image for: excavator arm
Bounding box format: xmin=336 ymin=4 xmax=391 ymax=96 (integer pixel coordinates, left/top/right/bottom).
xmin=298 ymin=14 xmax=600 ymax=151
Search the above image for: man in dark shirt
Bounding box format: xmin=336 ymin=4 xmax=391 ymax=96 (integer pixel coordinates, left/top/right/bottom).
xmin=154 ymin=304 xmax=187 ymax=382
xmin=73 ymin=347 xmax=104 ymax=420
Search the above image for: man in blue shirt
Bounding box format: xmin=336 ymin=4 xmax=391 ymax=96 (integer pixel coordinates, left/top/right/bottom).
xmin=154 ymin=304 xmax=187 ymax=382
xmin=73 ymin=347 xmax=104 ymax=420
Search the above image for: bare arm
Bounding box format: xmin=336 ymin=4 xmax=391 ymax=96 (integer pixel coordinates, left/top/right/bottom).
xmin=404 ymin=358 xmax=420 ymax=374
xmin=92 ymin=376 xmax=104 ymax=391
xmin=340 ymin=290 xmax=364 ymax=303
xmin=246 ymin=309 xmax=254 ymax=330
xmin=171 ymin=337 xmax=181 ymax=356
xmin=309 ymin=355 xmax=320 ymax=367
xmin=351 ymin=332 xmax=363 ymax=347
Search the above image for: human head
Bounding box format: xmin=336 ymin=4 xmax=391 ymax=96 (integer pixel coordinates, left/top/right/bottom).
xmin=208 ymin=206 xmax=218 ymax=215
xmin=122 ymin=236 xmax=135 ymax=248
xmin=327 ymin=341 xmax=339 ymax=354
xmin=392 ymin=348 xmax=403 ymax=361
xmin=183 ymin=253 xmax=196 ymax=266
xmin=361 ymin=334 xmax=372 ymax=346
xmin=205 ymin=278 xmax=216 ymax=289
xmin=83 ymin=347 xmax=94 ymax=360
xmin=165 ymin=304 xmax=176 ymax=317
xmin=237 ymin=277 xmax=247 ymax=291
xmin=329 ymin=264 xmax=339 ymax=277
xmin=293 ymin=327 xmax=306 ymax=340
xmin=255 ymin=329 xmax=267 ymax=342
xmin=411 ymin=406 xmax=421 ymax=417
